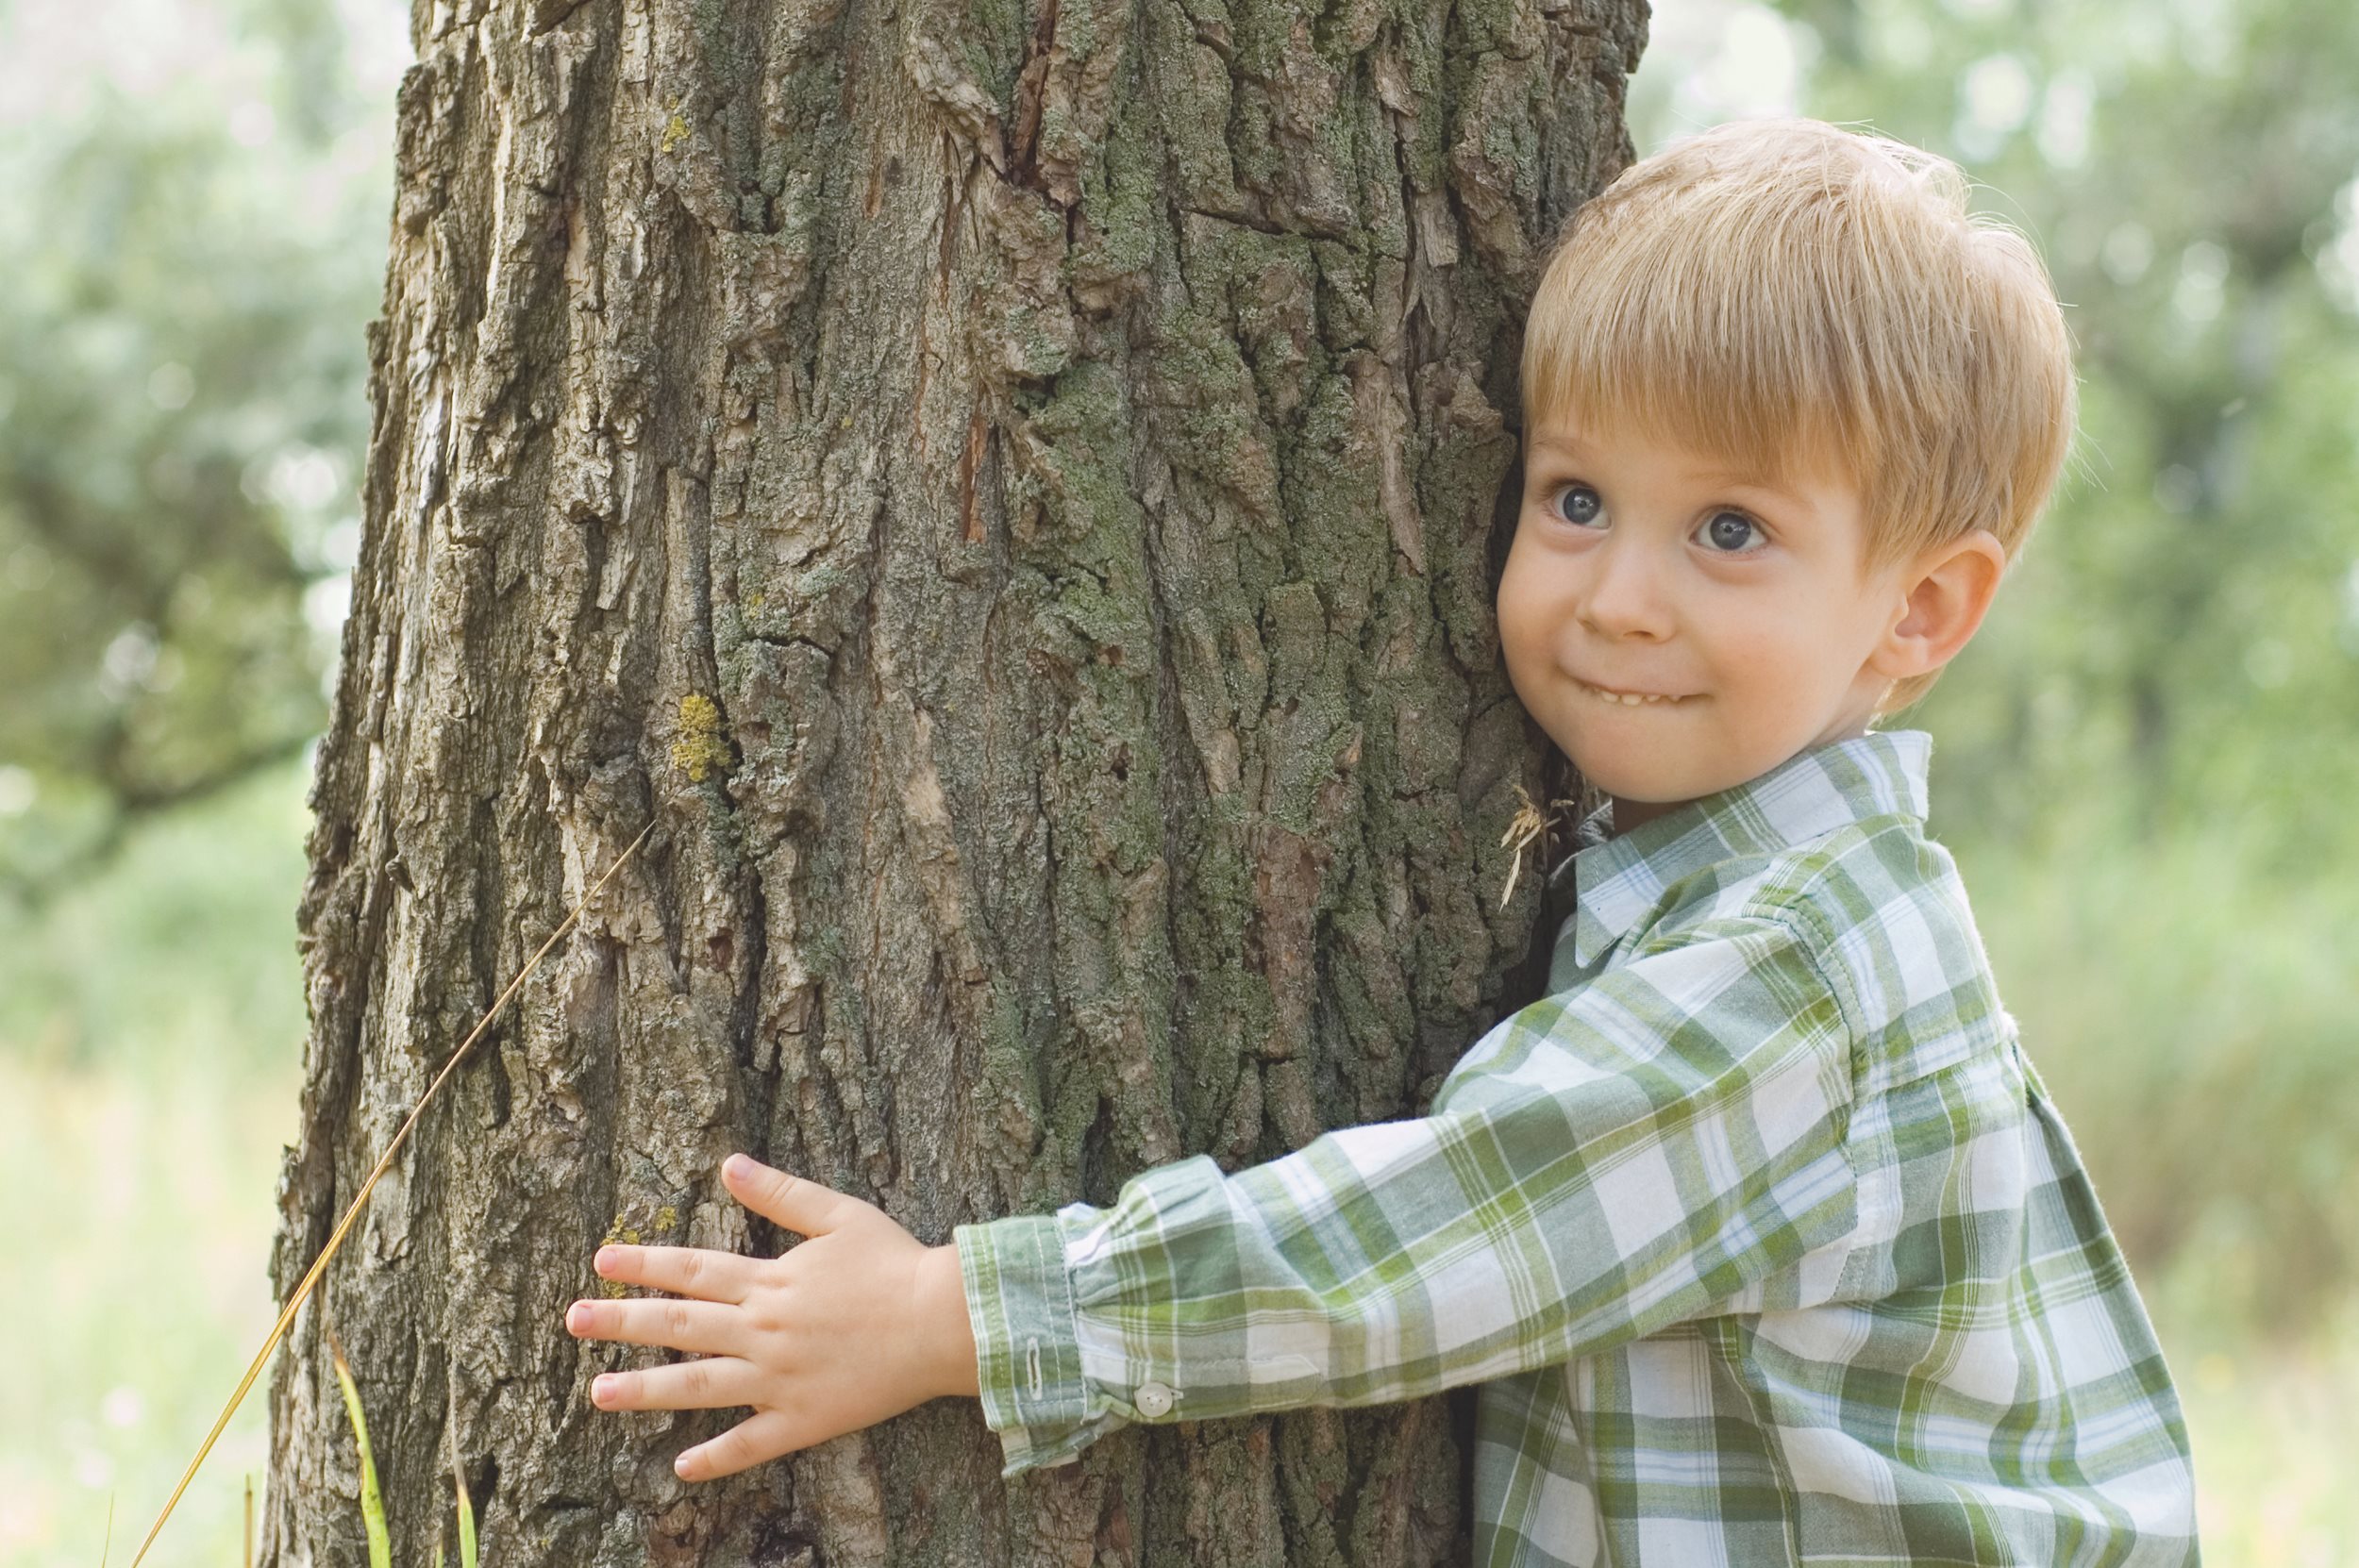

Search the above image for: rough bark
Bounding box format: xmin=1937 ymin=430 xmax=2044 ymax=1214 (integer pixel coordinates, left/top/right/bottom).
xmin=262 ymin=0 xmax=1645 ymax=1560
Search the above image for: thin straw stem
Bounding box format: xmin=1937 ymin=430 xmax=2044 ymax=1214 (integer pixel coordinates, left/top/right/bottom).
xmin=123 ymin=820 xmax=655 ymax=1568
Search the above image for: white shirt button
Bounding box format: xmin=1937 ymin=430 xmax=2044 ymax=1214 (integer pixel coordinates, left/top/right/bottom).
xmin=1133 ymin=1380 xmax=1176 ymax=1418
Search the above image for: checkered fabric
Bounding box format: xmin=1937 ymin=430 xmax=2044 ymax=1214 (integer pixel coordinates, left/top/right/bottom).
xmin=956 ymin=727 xmax=2200 ymax=1565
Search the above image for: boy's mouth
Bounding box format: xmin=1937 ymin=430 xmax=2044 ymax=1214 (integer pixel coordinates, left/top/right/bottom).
xmin=1576 ymin=677 xmax=1693 ymax=707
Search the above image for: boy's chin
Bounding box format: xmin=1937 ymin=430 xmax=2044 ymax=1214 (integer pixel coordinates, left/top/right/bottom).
xmin=1565 ymin=752 xmax=1727 ymax=810
xmin=1556 ymin=739 xmax=1672 ymax=792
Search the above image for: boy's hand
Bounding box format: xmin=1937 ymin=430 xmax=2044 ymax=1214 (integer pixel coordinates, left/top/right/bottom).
xmin=564 ymin=1153 xmax=979 ymax=1481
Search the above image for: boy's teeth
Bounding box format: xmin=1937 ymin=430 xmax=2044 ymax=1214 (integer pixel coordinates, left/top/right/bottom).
xmin=1589 ymin=685 xmax=1672 ymax=705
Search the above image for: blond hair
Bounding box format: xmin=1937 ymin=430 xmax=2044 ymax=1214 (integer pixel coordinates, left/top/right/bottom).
xmin=1519 ymin=117 xmax=2078 ymax=714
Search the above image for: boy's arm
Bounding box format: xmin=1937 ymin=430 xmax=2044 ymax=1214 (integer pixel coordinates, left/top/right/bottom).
xmin=955 ymin=910 xmax=1865 ymax=1478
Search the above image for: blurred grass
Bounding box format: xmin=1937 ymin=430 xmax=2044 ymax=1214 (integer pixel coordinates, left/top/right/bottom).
xmin=2172 ymin=1302 xmax=2359 ymax=1564
xmin=1 ymin=750 xmax=2354 ymax=1560
xmin=0 ymin=760 xmax=306 ymax=1565
xmin=0 ymin=1050 xmax=296 ymax=1565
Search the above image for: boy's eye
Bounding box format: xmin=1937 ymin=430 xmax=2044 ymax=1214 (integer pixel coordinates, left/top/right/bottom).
xmin=1550 ymin=484 xmax=1602 ymax=526
xmin=1697 ymin=509 xmax=1765 ymax=553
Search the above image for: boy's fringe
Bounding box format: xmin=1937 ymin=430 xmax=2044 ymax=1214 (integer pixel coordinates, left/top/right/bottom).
xmin=122 ymin=820 xmax=655 ymax=1568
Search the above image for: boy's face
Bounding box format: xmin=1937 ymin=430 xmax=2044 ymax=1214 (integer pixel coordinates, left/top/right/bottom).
xmin=1497 ymin=414 xmax=1924 ymax=831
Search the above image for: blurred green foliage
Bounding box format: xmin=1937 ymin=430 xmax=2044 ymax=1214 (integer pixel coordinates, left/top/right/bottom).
xmin=0 ymin=0 xmax=399 ymax=891
xmin=2 ymin=0 xmax=2356 ymax=1558
xmin=1632 ymin=0 xmax=2359 ymax=865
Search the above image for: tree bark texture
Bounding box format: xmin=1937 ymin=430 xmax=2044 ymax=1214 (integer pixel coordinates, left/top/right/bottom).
xmin=263 ymin=0 xmax=1645 ymax=1561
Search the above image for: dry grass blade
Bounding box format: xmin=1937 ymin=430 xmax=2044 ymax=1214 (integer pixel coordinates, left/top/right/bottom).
xmin=121 ymin=820 xmax=655 ymax=1568
xmin=1497 ymin=780 xmax=1577 ymax=911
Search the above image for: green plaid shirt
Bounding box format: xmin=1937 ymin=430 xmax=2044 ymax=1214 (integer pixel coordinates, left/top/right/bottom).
xmin=956 ymin=728 xmax=2200 ymax=1565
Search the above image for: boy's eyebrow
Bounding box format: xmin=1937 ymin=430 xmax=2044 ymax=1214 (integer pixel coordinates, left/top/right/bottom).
xmin=1524 ymin=436 xmax=1817 ymax=513
xmin=1701 ymin=473 xmax=1814 ymax=511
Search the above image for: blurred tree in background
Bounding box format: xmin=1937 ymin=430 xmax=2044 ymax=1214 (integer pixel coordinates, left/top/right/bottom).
xmin=0 ymin=6 xmax=406 ymax=1538
xmin=0 ymin=0 xmax=400 ymax=892
xmin=1754 ymin=0 xmax=2359 ymax=860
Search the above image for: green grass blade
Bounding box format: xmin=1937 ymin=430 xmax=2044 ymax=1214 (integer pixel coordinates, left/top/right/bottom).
xmin=448 ymin=1411 xmax=478 ymax=1568
xmin=325 ymin=1328 xmax=392 ymax=1568
xmin=458 ymin=1488 xmax=477 ymax=1568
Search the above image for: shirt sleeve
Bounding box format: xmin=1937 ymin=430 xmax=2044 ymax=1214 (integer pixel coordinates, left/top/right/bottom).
xmin=952 ymin=909 xmax=1863 ymax=1478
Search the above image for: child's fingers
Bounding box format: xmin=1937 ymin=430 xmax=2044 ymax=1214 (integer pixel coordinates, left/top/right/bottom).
xmin=722 ymin=1153 xmax=864 ymax=1238
xmin=565 ymin=1295 xmax=742 ymax=1357
xmin=591 ymin=1355 xmax=762 ymax=1414
xmin=675 ymin=1408 xmax=798 ymax=1483
xmin=596 ymin=1243 xmax=760 ymax=1304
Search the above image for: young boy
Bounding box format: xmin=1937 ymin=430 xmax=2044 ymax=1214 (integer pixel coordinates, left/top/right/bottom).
xmin=566 ymin=118 xmax=2201 ymax=1564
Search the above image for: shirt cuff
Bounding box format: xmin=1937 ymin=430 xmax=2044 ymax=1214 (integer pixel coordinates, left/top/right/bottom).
xmin=954 ymin=1213 xmax=1127 ymax=1477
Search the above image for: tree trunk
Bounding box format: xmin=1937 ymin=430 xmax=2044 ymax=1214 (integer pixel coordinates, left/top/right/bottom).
xmin=263 ymin=0 xmax=1645 ymax=1560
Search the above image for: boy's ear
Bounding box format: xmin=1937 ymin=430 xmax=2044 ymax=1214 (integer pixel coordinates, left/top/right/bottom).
xmin=1867 ymin=528 xmax=2007 ymax=683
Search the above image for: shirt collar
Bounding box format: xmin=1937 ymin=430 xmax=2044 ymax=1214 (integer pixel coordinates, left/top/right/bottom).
xmin=1545 ymin=727 xmax=1934 ymax=970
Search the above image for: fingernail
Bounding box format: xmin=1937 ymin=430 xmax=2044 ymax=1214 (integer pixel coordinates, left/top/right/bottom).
xmin=567 ymin=1303 xmax=588 ymax=1329
xmin=726 ymin=1154 xmax=756 ymax=1180
xmin=595 ymin=1246 xmax=618 ymax=1270
xmin=594 ymin=1375 xmax=615 ymax=1402
xmin=675 ymin=1453 xmax=694 ymax=1478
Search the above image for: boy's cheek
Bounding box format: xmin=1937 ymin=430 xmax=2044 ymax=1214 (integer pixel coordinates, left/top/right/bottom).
xmin=1495 ymin=608 xmax=1565 ymax=710
xmin=1493 ymin=562 xmax=1545 ymax=663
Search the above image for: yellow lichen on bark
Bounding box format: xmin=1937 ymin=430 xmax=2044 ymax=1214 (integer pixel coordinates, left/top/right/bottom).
xmin=670 ymin=694 xmax=734 ymax=781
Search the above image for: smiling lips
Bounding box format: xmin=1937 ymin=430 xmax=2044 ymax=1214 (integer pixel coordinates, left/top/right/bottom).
xmin=1576 ymin=677 xmax=1694 ymax=706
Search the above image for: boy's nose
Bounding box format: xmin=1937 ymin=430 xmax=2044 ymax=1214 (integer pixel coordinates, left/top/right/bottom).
xmin=1575 ymin=538 xmax=1676 ymax=642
